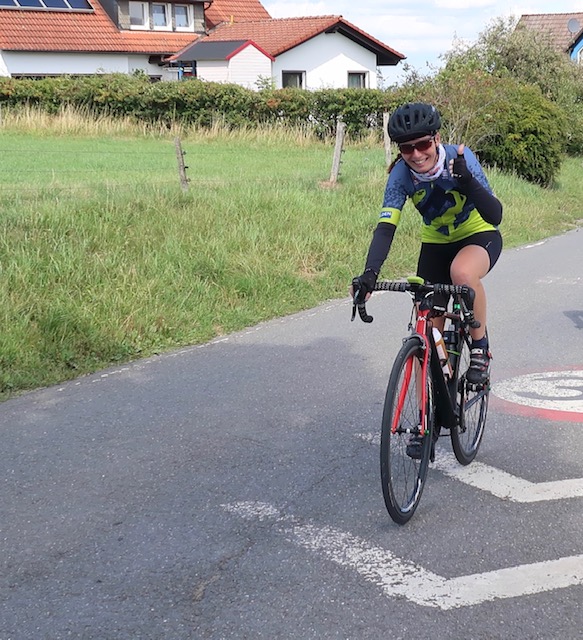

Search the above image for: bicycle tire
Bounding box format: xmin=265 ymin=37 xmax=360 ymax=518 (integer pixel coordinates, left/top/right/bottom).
xmin=380 ymin=337 xmax=434 ymax=524
xmin=450 ymin=330 xmax=489 ymax=465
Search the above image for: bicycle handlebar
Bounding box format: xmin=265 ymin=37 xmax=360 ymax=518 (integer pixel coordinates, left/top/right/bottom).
xmin=351 ymin=279 xmax=480 ymax=328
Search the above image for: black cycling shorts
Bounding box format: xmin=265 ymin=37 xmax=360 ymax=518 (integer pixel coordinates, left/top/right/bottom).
xmin=416 ymin=230 xmax=503 ymax=285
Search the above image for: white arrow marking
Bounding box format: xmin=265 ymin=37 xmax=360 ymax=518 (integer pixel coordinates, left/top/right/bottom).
xmin=357 ymin=433 xmax=583 ymax=502
xmin=492 ymin=371 xmax=583 ymax=414
xmin=223 ymin=501 xmax=583 ymax=609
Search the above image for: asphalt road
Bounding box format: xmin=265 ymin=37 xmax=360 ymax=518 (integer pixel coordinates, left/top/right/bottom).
xmin=0 ymin=228 xmax=582 ymax=639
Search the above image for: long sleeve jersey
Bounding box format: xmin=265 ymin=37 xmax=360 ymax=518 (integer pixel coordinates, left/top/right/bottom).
xmin=365 ymin=144 xmax=501 ymax=274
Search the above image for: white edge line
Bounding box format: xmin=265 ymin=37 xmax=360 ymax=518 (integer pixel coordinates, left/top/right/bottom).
xmin=223 ymin=501 xmax=583 ymax=610
xmin=355 ymin=433 xmax=583 ymax=502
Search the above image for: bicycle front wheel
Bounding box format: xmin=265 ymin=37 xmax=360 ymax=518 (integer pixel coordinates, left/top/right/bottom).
xmin=450 ymin=331 xmax=489 ymax=465
xmin=380 ymin=337 xmax=434 ymax=525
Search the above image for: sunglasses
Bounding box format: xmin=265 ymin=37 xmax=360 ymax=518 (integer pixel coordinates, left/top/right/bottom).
xmin=398 ymin=137 xmax=435 ymax=154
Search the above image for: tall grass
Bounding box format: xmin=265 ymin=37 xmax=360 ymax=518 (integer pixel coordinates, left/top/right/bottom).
xmin=0 ymin=107 xmax=580 ymax=399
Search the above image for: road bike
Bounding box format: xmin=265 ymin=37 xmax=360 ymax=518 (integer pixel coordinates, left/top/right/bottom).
xmin=352 ymin=276 xmax=490 ymax=524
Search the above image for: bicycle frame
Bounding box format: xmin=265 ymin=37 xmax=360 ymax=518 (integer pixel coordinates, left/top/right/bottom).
xmin=394 ymin=296 xmax=458 ymax=439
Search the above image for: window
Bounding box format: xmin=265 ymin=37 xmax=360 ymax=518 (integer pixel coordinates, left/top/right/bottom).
xmin=152 ymin=3 xmax=170 ymax=29
xmin=127 ymin=1 xmax=194 ymax=32
xmin=282 ymin=71 xmax=304 ymax=89
xmin=129 ymin=1 xmax=148 ymax=28
xmin=348 ymin=72 xmax=367 ymax=89
xmin=174 ymin=4 xmax=192 ymax=30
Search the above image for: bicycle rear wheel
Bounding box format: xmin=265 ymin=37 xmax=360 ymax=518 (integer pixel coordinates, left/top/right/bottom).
xmin=380 ymin=337 xmax=434 ymax=524
xmin=450 ymin=331 xmax=489 ymax=465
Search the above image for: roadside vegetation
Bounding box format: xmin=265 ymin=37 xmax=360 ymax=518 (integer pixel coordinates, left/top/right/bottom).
xmin=1 ymin=110 xmax=581 ymax=399
xmin=1 ymin=16 xmax=582 ymax=399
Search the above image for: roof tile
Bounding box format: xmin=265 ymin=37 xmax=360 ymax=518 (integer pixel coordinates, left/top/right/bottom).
xmin=518 ymin=13 xmax=583 ymax=52
xmin=0 ymin=2 xmax=199 ymax=54
xmin=204 ymin=15 xmax=404 ymax=59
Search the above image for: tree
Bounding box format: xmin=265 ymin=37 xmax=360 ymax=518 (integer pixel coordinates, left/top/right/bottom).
xmin=442 ymin=16 xmax=583 ymax=153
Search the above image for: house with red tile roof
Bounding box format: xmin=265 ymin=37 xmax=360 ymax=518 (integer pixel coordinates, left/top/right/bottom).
xmin=169 ymin=15 xmax=404 ymax=88
xmin=0 ymin=0 xmax=405 ymax=86
xmin=517 ymin=13 xmax=583 ymax=63
xmin=0 ymin=0 xmax=208 ymax=79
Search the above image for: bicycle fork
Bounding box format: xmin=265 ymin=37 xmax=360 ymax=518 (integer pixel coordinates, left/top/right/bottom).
xmin=391 ymin=330 xmax=431 ymax=437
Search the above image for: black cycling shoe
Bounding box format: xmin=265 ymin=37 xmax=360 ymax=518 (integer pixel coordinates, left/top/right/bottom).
xmin=406 ymin=428 xmax=439 ymax=462
xmin=406 ymin=434 xmax=424 ymax=459
xmin=466 ymin=347 xmax=491 ymax=385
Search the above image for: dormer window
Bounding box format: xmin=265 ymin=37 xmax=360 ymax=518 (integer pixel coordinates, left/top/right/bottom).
xmin=152 ymin=3 xmax=170 ymax=30
xmin=129 ymin=0 xmax=148 ymax=27
xmin=174 ymin=4 xmax=192 ymax=30
xmin=128 ymin=0 xmax=193 ymax=31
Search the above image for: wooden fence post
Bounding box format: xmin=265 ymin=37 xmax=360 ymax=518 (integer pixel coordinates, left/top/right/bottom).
xmin=329 ymin=120 xmax=346 ymax=185
xmin=174 ymin=137 xmax=189 ymax=192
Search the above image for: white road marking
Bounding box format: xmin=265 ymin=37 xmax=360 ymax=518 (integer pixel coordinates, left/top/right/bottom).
xmin=492 ymin=371 xmax=583 ymax=414
xmin=535 ymin=276 xmax=582 ymax=285
xmin=356 ymin=433 xmax=583 ymax=502
xmin=223 ymin=501 xmax=583 ymax=609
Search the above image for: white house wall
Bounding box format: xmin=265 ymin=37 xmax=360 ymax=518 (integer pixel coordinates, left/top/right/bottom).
xmin=0 ymin=52 xmax=9 ymax=77
xmin=196 ymin=60 xmax=230 ymax=83
xmin=228 ymin=46 xmax=271 ymax=89
xmin=0 ymin=51 xmax=177 ymax=80
xmin=272 ymin=31 xmax=378 ymax=89
xmin=196 ymin=47 xmax=271 ymax=89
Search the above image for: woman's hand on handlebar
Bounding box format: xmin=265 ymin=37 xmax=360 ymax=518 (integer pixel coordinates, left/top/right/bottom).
xmin=349 ymin=269 xmax=378 ymax=303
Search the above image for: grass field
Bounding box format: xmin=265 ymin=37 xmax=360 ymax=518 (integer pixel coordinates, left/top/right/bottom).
xmin=0 ymin=110 xmax=581 ymax=399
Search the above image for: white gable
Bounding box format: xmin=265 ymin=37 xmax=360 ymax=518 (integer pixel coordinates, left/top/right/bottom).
xmin=273 ymin=31 xmax=379 ymax=89
xmin=196 ymin=42 xmax=272 ymax=89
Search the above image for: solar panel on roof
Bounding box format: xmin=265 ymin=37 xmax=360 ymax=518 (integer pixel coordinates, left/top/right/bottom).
xmin=67 ymin=0 xmax=92 ymax=7
xmin=0 ymin=0 xmax=91 ymax=6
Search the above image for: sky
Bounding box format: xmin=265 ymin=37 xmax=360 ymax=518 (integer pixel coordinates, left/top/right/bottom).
xmin=262 ymin=1 xmax=583 ymax=84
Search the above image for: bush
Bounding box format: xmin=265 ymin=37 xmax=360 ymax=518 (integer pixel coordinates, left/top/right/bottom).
xmin=475 ymin=81 xmax=565 ymax=186
xmin=443 ymin=16 xmax=583 ymax=155
xmin=385 ymin=67 xmax=566 ymax=185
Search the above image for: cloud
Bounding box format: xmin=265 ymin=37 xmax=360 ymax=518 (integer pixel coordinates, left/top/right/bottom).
xmin=435 ymin=0 xmax=495 ymax=8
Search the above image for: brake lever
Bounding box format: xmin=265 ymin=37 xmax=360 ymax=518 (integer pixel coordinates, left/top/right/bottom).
xmin=351 ymin=289 xmax=373 ymax=323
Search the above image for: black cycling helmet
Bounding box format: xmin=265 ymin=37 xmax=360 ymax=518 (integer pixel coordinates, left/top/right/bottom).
xmin=388 ymin=102 xmax=441 ymax=143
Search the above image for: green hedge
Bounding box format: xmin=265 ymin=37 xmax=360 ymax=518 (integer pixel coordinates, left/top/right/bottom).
xmin=0 ymin=75 xmax=391 ymax=137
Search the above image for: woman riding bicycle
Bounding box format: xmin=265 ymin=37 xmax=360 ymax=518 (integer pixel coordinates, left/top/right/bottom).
xmin=352 ymin=102 xmax=503 ymax=386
